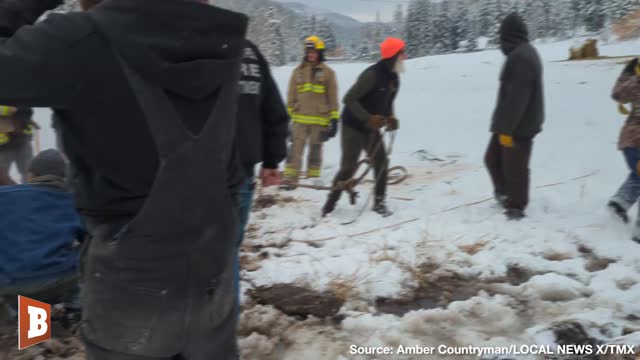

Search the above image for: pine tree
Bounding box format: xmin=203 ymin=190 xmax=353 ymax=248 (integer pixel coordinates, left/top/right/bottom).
xmin=391 ymin=4 xmax=405 ymax=39
xmin=373 ymin=11 xmax=385 ymax=46
xmin=488 ymin=0 xmax=506 ymax=46
xmin=316 ymin=17 xmax=337 ymax=52
xmin=583 ymin=0 xmax=607 ymax=33
xmin=478 ymin=0 xmax=494 ymax=37
xmin=549 ymin=0 xmax=573 ymax=39
xmin=406 ymin=0 xmax=425 ymax=57
xmin=429 ymin=0 xmax=459 ymax=52
xmin=607 ymin=0 xmax=640 ymax=24
xmin=460 ymin=0 xmax=479 ymax=51
xmin=523 ymin=0 xmax=547 ymax=39
xmin=420 ymin=0 xmax=435 ymax=55
xmin=260 ymin=7 xmax=286 ymax=66
xmin=301 ymin=14 xmax=316 ymax=39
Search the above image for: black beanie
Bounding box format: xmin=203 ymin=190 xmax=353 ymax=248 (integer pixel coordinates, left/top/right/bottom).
xmin=28 ymin=149 xmax=68 ymax=178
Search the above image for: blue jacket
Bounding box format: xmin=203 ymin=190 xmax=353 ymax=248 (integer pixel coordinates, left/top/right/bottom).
xmin=0 ymin=181 xmax=84 ymax=286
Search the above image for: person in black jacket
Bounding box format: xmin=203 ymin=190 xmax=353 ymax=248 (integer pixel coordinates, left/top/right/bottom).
xmin=485 ymin=13 xmax=544 ymax=220
xmin=234 ymin=40 xmax=288 ymax=297
xmin=0 ymin=0 xmax=248 ymax=358
xmin=322 ymin=37 xmax=406 ymax=218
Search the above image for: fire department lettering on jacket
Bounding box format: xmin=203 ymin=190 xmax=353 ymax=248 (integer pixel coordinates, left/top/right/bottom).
xmin=239 ymin=47 xmax=262 ymax=95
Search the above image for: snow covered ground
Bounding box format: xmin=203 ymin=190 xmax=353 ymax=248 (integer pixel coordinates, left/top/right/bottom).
xmin=236 ymin=39 xmax=640 ymax=359
xmin=26 ymin=39 xmax=640 ymax=359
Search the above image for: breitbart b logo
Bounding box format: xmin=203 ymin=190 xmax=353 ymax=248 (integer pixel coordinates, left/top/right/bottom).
xmin=18 ymin=296 xmax=51 ymax=350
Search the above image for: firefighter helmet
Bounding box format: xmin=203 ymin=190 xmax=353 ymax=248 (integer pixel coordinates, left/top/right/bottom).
xmin=304 ymin=36 xmax=325 ymax=51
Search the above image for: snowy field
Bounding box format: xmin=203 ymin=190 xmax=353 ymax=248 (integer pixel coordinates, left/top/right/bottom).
xmin=238 ymin=39 xmax=640 ymax=359
xmin=29 ymin=39 xmax=640 ymax=359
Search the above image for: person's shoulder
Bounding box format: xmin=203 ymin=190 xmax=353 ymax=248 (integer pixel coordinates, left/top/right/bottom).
xmin=30 ymin=12 xmax=97 ymax=46
xmin=243 ymin=40 xmax=269 ymax=64
xmin=359 ymin=66 xmax=377 ymax=80
xmin=508 ymin=43 xmax=540 ymax=65
xmin=244 ymin=39 xmax=259 ymax=53
xmin=512 ymin=43 xmax=538 ymax=58
xmin=320 ymin=63 xmax=336 ymax=73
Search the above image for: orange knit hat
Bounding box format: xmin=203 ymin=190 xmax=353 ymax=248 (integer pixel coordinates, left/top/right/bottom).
xmin=380 ymin=37 xmax=406 ymax=60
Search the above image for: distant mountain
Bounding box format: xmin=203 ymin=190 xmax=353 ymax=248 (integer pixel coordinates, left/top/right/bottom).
xmin=280 ymin=2 xmax=364 ymax=46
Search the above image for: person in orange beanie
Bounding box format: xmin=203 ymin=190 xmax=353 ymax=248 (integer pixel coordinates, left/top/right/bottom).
xmin=322 ymin=37 xmax=407 ymax=218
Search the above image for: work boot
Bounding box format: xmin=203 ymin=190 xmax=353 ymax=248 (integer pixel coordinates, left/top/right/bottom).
xmin=322 ymin=191 xmax=341 ymax=217
xmin=505 ymin=208 xmax=525 ymax=221
xmin=280 ymin=177 xmax=298 ymax=191
xmin=373 ymin=196 xmax=393 ymax=217
xmin=608 ymin=201 xmax=629 ymax=224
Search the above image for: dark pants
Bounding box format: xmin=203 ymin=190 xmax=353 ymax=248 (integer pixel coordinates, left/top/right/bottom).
xmin=484 ymin=134 xmax=533 ymax=211
xmin=330 ymin=124 xmax=388 ymax=200
xmin=85 ymin=342 xmax=183 ymax=360
xmin=234 ymin=177 xmax=255 ymax=302
xmin=82 ymin=221 xmax=238 ymax=360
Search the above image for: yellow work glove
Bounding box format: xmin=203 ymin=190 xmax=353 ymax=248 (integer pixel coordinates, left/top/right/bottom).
xmin=619 ymin=103 xmax=631 ymax=115
xmin=499 ymin=134 xmax=514 ymax=148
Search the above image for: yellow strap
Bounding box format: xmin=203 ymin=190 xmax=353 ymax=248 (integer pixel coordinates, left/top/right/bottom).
xmin=23 ymin=124 xmax=34 ymax=135
xmin=330 ymin=111 xmax=339 ymax=120
xmin=291 ymin=114 xmax=330 ymax=126
xmin=619 ymin=103 xmax=631 ymax=115
xmin=307 ymin=168 xmax=321 ymax=178
xmin=0 ymin=106 xmax=15 ymax=116
xmin=284 ymin=167 xmax=299 ymax=178
xmin=0 ymin=133 xmax=8 ymax=145
xmin=296 ymin=83 xmax=326 ymax=94
xmin=312 ymin=85 xmax=326 ymax=94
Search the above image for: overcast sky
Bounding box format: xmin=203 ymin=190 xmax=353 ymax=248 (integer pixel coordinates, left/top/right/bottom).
xmin=275 ymin=0 xmax=406 ymax=22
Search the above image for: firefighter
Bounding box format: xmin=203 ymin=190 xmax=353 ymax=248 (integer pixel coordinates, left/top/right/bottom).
xmin=0 ymin=107 xmax=38 ymax=185
xmin=283 ymin=35 xmax=339 ymax=188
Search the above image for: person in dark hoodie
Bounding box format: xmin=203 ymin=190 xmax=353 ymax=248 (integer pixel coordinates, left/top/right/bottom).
xmin=322 ymin=37 xmax=406 ymax=218
xmin=0 ymin=0 xmax=248 ymax=358
xmin=485 ymin=13 xmax=544 ymax=220
xmin=0 ymin=149 xmax=83 ymax=314
xmin=234 ymin=40 xmax=288 ymax=298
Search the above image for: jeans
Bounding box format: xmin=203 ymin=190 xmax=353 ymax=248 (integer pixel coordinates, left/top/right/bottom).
xmin=0 ymin=272 xmax=78 ymax=319
xmin=234 ymin=177 xmax=255 ymax=302
xmin=611 ymin=148 xmax=640 ymax=237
